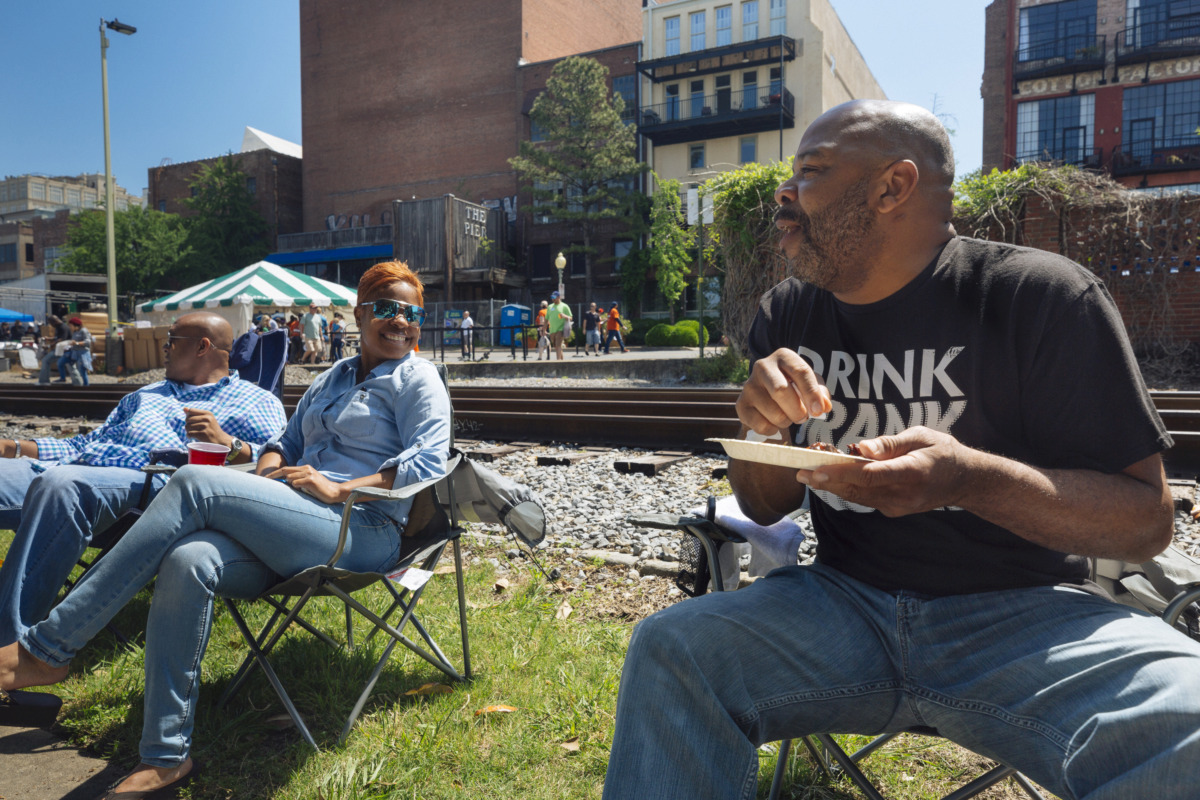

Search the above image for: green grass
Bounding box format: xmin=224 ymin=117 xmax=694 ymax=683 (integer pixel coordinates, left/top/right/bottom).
xmin=1 ymin=528 xmax=1052 ymax=799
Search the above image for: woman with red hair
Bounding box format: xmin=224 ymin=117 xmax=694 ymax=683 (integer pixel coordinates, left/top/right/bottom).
xmin=0 ymin=261 xmax=450 ymax=798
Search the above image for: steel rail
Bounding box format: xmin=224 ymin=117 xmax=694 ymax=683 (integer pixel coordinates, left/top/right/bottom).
xmin=2 ymin=385 xmax=1199 ymax=471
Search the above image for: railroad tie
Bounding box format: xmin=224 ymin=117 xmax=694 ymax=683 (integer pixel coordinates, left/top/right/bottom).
xmin=614 ymin=451 xmax=691 ymax=477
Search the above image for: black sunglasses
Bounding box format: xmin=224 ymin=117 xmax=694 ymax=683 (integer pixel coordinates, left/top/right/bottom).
xmin=360 ymin=299 xmax=426 ymax=325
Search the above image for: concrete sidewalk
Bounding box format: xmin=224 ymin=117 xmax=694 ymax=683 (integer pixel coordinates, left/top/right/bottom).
xmin=0 ymin=722 xmax=124 ymax=800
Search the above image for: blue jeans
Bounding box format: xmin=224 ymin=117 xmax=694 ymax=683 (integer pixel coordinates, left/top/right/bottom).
xmin=19 ymin=465 xmax=403 ymax=767
xmin=603 ymin=330 xmax=625 ymax=353
xmin=0 ymin=461 xmax=166 ymax=646
xmin=603 ymin=563 xmax=1200 ymax=800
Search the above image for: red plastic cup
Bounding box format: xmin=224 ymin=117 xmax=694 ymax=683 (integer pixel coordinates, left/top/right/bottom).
xmin=187 ymin=441 xmax=230 ymax=466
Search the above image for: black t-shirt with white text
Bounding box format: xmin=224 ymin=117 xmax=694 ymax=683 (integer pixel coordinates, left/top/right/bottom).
xmin=747 ymin=237 xmax=1171 ymax=596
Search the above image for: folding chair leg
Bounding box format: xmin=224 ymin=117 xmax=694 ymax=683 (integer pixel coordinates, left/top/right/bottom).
xmin=768 ymin=738 xmax=792 ymax=800
xmin=814 ymin=734 xmax=887 ymax=800
xmin=220 ymin=596 xmax=319 ymax=750
xmin=453 ymin=538 xmax=472 ymax=680
xmin=1012 ymin=770 xmax=1051 ymax=800
xmin=338 ymin=635 xmax=403 ymax=745
xmin=941 ymin=765 xmax=1014 ymax=800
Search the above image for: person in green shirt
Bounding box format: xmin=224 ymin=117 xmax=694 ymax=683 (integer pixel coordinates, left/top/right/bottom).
xmin=546 ymin=291 xmax=573 ymax=361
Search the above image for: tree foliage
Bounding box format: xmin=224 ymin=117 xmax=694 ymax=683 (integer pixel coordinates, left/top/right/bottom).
xmin=509 ymin=56 xmax=645 ymax=301
xmin=58 ymin=206 xmax=190 ymax=298
xmin=706 ymin=159 xmax=792 ymax=356
xmin=183 ymin=153 xmax=270 ymax=282
xmin=648 ymin=177 xmax=695 ymax=322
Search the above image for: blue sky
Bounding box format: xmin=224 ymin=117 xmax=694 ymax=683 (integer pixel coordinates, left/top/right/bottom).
xmin=0 ymin=1 xmax=987 ymax=200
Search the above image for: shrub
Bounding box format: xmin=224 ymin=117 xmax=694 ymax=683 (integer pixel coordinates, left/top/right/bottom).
xmin=685 ymin=346 xmax=750 ymax=384
xmin=676 ymin=319 xmax=710 ymax=346
xmin=626 ymin=317 xmax=655 ymax=346
xmin=667 ymin=326 xmax=699 ymax=347
xmin=644 ymin=323 xmax=673 ymax=347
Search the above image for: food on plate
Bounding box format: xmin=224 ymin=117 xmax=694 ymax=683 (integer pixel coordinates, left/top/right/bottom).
xmin=706 ymin=438 xmax=871 ymax=469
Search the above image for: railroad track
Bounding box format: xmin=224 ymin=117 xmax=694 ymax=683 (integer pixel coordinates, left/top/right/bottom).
xmin=4 ymin=384 xmax=1200 ymax=476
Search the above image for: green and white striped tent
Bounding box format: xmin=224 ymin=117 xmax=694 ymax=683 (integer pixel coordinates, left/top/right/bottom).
xmin=136 ymin=261 xmax=357 ymax=335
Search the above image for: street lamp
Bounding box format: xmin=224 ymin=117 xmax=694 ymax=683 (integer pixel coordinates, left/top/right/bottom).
xmin=100 ymin=17 xmax=136 ymax=334
xmin=555 ymin=251 xmax=566 ymax=298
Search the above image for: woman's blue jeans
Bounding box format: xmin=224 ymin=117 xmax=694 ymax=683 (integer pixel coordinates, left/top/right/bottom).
xmin=603 ymin=562 xmax=1200 ymax=800
xmin=19 ymin=465 xmax=402 ymax=767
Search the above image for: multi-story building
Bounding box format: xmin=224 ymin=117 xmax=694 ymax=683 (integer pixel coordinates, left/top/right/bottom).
xmin=146 ymin=127 xmax=303 ymax=250
xmin=292 ymin=0 xmax=643 ymax=303
xmin=982 ymin=0 xmax=1200 ymax=192
xmin=0 ymin=173 xmax=140 ymax=222
xmin=637 ymin=0 xmax=885 ymax=191
xmin=0 ymin=175 xmax=142 ymax=280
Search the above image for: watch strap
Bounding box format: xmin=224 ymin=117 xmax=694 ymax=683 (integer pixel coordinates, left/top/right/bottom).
xmin=226 ymin=438 xmax=243 ymax=464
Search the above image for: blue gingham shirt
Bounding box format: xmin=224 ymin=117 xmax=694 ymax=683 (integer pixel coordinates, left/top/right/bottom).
xmin=265 ymin=353 xmax=451 ymax=527
xmin=33 ymin=373 xmax=287 ymax=470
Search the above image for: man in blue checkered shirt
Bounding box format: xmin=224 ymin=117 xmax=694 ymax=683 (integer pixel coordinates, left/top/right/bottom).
xmin=0 ymin=312 xmax=287 ymax=646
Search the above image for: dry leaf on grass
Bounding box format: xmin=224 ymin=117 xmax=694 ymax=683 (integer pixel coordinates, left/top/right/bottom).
xmin=555 ymin=600 xmax=573 ymax=620
xmin=433 ymin=564 xmax=456 ymax=575
xmin=560 ymin=737 xmax=581 ymax=752
xmin=475 ymin=704 xmax=518 ymax=716
xmin=494 ymin=578 xmax=510 ymax=593
xmin=404 ymin=682 xmax=453 ymax=696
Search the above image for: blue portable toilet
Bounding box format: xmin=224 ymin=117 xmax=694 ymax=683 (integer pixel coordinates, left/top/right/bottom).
xmin=499 ymin=304 xmax=531 ymax=346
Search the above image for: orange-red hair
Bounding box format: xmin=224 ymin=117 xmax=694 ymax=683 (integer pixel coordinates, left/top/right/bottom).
xmin=357 ymin=260 xmax=424 ymax=307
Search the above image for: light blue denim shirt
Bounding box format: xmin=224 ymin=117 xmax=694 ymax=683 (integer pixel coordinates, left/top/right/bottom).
xmin=264 ymin=353 xmax=451 ymax=527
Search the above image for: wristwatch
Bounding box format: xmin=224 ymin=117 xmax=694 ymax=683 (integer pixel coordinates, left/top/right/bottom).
xmin=226 ymin=437 xmax=244 ymax=464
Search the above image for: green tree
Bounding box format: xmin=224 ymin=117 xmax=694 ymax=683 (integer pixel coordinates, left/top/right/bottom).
xmin=707 ymin=159 xmax=792 ymax=355
xmin=184 ymin=153 xmax=269 ymax=281
xmin=58 ymin=206 xmax=191 ymax=298
xmin=648 ymin=177 xmax=695 ymax=322
xmin=509 ymin=56 xmax=645 ymax=301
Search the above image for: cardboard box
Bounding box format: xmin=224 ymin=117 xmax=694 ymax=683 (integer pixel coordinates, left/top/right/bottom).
xmin=135 ymin=339 xmax=154 ymax=372
xmin=124 ymin=339 xmax=136 ymax=370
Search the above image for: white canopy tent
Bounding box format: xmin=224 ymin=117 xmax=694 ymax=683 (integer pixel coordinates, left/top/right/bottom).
xmin=136 ymin=261 xmax=357 ymax=336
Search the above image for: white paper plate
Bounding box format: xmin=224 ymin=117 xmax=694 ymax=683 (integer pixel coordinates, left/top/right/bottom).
xmin=707 ymin=438 xmax=871 ymax=469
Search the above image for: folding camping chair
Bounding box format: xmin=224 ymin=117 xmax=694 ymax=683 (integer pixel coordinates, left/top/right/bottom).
xmin=632 ymin=501 xmax=1051 ymax=800
xmin=215 ymin=454 xmax=473 ymax=748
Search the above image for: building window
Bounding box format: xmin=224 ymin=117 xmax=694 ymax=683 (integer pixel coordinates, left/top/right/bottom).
xmin=1018 ymin=0 xmax=1096 ymax=62
xmin=691 ymin=80 xmax=706 ymax=118
xmin=0 ymin=243 xmax=16 ymax=263
xmin=715 ymin=74 xmax=732 ymax=113
xmin=1122 ymin=77 xmax=1200 ymax=163
xmin=25 ymin=243 xmax=34 ymax=262
xmin=157 ymin=200 xmax=167 ymax=212
xmin=716 ymin=6 xmax=733 ymax=45
xmin=570 ymin=248 xmax=586 ymax=278
xmin=665 ymin=83 xmax=680 ymax=121
xmin=690 ymin=11 xmax=706 ymax=51
xmin=613 ymin=74 xmax=637 ymax=124
xmin=743 ymin=71 xmax=758 ymax=109
xmin=48 ymin=185 xmax=63 ymax=204
xmin=246 ymin=177 xmax=257 ymax=197
xmin=689 ymin=143 xmax=706 ymax=170
xmin=613 ymin=240 xmax=633 ymax=274
xmin=769 ymin=66 xmax=782 ymax=97
xmin=66 ymin=188 xmax=81 ymax=207
xmin=1015 ymin=93 xmax=1095 ymax=164
xmin=740 ymin=136 xmax=757 ymax=163
xmin=665 ymin=16 xmax=680 ymax=56
xmin=743 ymin=0 xmax=759 ymax=40
xmin=190 ymin=186 xmax=198 ymax=198
xmin=1126 ymin=0 xmax=1200 ymax=46
xmin=769 ymin=0 xmax=786 ymax=35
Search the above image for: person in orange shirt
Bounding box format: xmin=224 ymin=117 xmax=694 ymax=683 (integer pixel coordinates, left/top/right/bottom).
xmin=604 ymin=302 xmax=628 ymax=354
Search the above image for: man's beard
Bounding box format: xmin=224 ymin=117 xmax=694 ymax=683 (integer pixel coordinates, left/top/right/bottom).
xmin=776 ymin=178 xmax=876 ymax=294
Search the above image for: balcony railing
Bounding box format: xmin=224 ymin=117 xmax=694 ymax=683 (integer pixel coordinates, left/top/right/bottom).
xmin=1116 ymin=20 xmax=1200 ymax=65
xmin=638 ymin=88 xmax=794 ymax=146
xmin=1013 ymin=34 xmax=1107 ymax=83
xmin=1111 ymin=140 xmax=1200 ymax=175
xmin=1016 ymin=147 xmax=1104 ymax=170
xmin=276 ymin=225 xmax=393 ymax=253
xmin=637 ymin=34 xmax=796 ymax=83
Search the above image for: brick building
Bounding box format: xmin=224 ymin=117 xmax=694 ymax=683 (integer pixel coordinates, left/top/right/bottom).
xmin=145 ymin=127 xmax=303 ymax=249
xmin=982 ymin=0 xmax=1200 ymax=192
xmin=295 ymin=0 xmax=643 ymax=303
